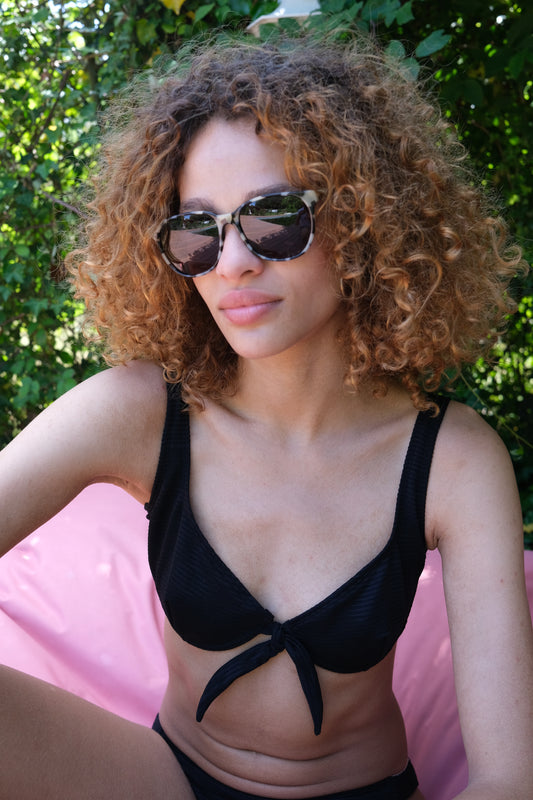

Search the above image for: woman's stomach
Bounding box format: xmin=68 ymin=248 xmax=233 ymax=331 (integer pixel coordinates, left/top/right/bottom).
xmin=157 ymin=624 xmax=409 ymax=798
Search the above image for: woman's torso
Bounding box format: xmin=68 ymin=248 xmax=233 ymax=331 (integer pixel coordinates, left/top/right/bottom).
xmin=129 ymin=370 xmax=443 ymax=797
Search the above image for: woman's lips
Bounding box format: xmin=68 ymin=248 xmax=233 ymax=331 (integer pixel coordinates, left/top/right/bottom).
xmin=219 ymin=290 xmax=281 ymax=325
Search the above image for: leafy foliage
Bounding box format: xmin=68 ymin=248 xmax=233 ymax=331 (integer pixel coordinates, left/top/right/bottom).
xmin=0 ymin=0 xmax=531 ymax=542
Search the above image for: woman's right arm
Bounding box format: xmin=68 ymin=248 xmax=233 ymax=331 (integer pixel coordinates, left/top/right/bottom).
xmin=0 ymin=360 xmax=167 ymax=557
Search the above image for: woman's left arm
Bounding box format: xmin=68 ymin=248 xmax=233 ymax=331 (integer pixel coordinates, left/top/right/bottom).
xmin=429 ymin=402 xmax=533 ymax=800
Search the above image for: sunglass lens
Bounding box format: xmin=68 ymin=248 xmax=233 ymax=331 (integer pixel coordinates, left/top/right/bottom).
xmin=239 ymin=196 xmax=311 ymax=260
xmin=164 ymin=214 xmax=219 ymax=276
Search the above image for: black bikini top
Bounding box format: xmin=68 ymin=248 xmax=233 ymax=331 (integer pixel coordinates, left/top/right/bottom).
xmin=146 ymin=387 xmax=449 ymax=735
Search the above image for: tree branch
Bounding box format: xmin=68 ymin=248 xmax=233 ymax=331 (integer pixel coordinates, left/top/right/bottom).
xmin=41 ymin=190 xmax=86 ymax=218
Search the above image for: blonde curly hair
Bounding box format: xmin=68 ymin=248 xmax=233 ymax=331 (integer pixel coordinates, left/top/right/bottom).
xmin=67 ymin=31 xmax=524 ymax=410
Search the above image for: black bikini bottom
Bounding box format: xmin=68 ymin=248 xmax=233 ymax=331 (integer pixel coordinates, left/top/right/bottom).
xmin=152 ymin=715 xmax=418 ymax=800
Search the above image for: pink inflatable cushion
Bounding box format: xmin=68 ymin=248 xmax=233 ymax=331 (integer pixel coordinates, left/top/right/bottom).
xmin=1 ymin=484 xmax=532 ymax=800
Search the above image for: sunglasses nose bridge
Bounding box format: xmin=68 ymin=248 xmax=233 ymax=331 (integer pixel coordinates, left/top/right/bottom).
xmin=214 ymin=209 xmax=235 ymax=247
xmin=217 ymin=208 xmax=249 ymax=251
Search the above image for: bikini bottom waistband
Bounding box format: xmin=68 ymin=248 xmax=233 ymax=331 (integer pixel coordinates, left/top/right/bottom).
xmin=152 ymin=715 xmax=418 ymax=800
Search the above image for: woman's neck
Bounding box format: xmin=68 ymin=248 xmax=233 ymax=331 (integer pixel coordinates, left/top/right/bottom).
xmin=224 ymin=345 xmax=371 ymax=443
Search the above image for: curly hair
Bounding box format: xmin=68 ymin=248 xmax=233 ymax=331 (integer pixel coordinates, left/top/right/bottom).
xmin=67 ymin=31 xmax=525 ymax=410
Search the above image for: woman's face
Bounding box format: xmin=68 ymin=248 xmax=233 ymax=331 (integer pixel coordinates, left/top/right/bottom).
xmin=179 ymin=117 xmax=341 ymax=362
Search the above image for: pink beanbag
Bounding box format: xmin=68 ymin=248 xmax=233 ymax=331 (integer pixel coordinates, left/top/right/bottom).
xmin=1 ymin=484 xmax=532 ymax=799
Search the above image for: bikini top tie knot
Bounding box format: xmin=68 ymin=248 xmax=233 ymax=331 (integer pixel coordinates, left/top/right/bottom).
xmin=269 ymin=620 xmax=285 ymax=655
xmin=196 ymin=618 xmax=324 ymax=734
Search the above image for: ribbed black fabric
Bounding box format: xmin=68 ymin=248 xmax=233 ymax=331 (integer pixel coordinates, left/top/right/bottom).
xmin=146 ymin=388 xmax=449 ymax=735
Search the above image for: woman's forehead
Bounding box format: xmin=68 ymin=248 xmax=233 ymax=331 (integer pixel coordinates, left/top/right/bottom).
xmin=178 ymin=117 xmax=289 ymax=211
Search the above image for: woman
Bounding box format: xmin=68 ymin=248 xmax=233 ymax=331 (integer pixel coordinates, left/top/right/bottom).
xmin=1 ymin=33 xmax=532 ymax=800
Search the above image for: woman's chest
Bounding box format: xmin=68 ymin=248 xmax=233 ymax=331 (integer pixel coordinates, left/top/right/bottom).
xmin=187 ymin=427 xmax=406 ymax=621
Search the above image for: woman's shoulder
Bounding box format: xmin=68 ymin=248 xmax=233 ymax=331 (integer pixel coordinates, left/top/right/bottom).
xmin=426 ymin=397 xmax=518 ymax=550
xmin=38 ymin=359 xmax=170 ymax=490
xmin=90 ymin=359 xmax=167 ymax=396
xmin=72 ymin=360 xmax=168 ymax=423
xmin=436 ymin=397 xmax=510 ymax=463
xmin=78 ymin=361 xmax=169 ymax=488
xmin=0 ymin=361 xmax=169 ymax=550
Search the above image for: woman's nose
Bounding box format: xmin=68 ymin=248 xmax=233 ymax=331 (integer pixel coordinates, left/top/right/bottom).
xmin=215 ymin=224 xmax=265 ymax=280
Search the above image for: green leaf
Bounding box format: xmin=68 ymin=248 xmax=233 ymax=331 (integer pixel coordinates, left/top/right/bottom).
xmin=396 ymin=0 xmax=413 ymax=25
xmin=55 ymin=369 xmax=78 ymax=396
xmin=26 ymin=298 xmax=51 ymax=316
xmin=361 ymin=0 xmax=393 ymax=23
xmin=194 ymin=4 xmax=215 ymax=23
xmin=508 ymin=51 xmax=527 ymax=80
xmin=35 ymin=161 xmax=55 ymax=180
xmin=459 ymin=78 xmax=485 ymax=107
xmin=11 ymin=360 xmax=27 ymax=379
xmin=13 ymin=376 xmax=41 ymax=409
xmin=249 ymin=0 xmax=279 ymax=18
xmin=33 ymin=7 xmax=51 ymax=23
xmin=400 ymin=57 xmax=420 ymax=80
xmin=386 ymin=39 xmax=406 ymax=60
xmin=385 ymin=0 xmax=401 ymax=27
xmin=32 ymin=328 xmax=48 ymax=349
xmin=344 ymin=1 xmax=364 ymax=21
xmin=507 ymin=12 xmax=533 ymax=45
xmin=415 ymin=29 xmax=451 ymax=58
xmin=136 ymin=18 xmax=157 ymax=45
xmin=0 ymin=178 xmax=18 ymax=196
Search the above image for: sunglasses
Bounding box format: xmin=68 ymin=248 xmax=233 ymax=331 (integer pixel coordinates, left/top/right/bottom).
xmin=155 ymin=190 xmax=317 ymax=277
